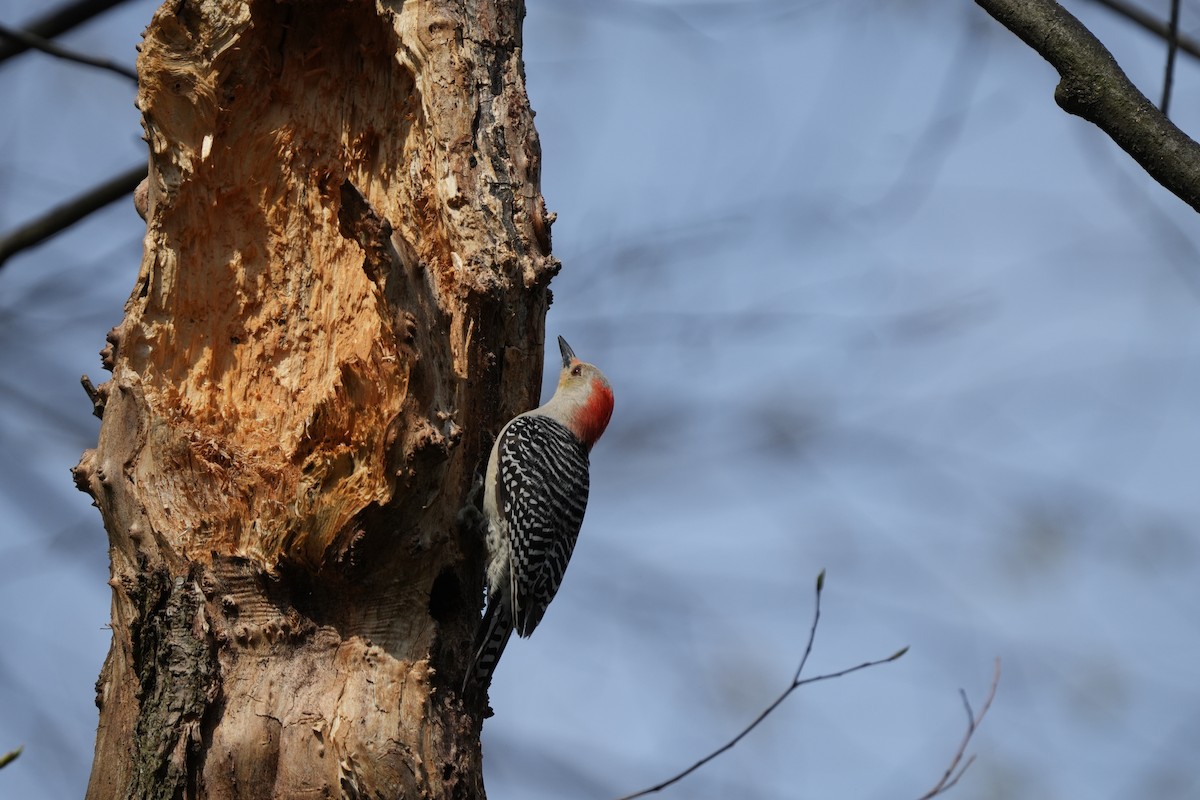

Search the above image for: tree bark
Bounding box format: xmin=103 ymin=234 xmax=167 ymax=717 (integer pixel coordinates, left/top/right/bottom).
xmin=73 ymin=1 xmax=557 ymax=797
xmin=976 ymin=0 xmax=1200 ymax=212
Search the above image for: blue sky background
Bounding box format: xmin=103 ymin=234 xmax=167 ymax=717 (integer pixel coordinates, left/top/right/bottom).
xmin=1 ymin=1 xmax=1199 ymax=798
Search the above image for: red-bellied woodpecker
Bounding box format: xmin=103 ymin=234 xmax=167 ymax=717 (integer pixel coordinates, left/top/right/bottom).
xmin=465 ymin=335 xmax=614 ymax=692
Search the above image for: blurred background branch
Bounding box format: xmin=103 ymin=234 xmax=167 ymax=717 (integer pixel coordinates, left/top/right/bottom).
xmin=1083 ymin=0 xmax=1200 ymax=61
xmin=0 ymin=20 xmax=137 ymax=80
xmin=0 ymin=165 xmax=146 ymax=269
xmin=0 ymin=0 xmax=141 ymax=269
xmin=0 ymin=0 xmax=134 ymax=63
xmin=1159 ymin=0 xmax=1181 ymax=116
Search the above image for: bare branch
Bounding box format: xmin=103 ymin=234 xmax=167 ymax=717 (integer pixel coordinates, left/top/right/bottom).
xmin=1083 ymin=0 xmax=1200 ymax=64
xmin=0 ymin=0 xmax=133 ymax=64
xmin=975 ymin=0 xmax=1200 ymax=213
xmin=0 ymin=164 xmax=145 ymax=269
xmin=914 ymin=658 xmax=1002 ymax=800
xmin=615 ymin=570 xmax=908 ymax=800
xmin=0 ymin=22 xmax=136 ymax=81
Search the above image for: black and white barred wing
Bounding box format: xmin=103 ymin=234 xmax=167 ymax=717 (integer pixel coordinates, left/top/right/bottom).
xmin=497 ymin=414 xmax=591 ymax=637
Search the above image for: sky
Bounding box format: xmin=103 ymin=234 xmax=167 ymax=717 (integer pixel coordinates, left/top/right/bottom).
xmin=1 ymin=0 xmax=1199 ymax=798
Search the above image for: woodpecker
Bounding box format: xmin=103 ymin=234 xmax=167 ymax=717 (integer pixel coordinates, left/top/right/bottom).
xmin=465 ymin=335 xmax=614 ymax=692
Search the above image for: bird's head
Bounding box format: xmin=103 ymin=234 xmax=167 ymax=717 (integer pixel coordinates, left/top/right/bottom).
xmin=553 ymin=335 xmax=614 ymax=449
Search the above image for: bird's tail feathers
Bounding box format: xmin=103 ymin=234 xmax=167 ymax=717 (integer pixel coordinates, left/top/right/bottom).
xmin=463 ymin=594 xmax=514 ymax=695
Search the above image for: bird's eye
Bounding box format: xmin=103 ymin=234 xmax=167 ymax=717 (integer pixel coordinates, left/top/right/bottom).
xmin=571 ymin=365 xmax=582 ymax=377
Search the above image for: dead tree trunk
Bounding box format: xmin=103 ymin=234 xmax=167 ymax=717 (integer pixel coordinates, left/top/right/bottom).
xmin=72 ymin=1 xmax=557 ymax=797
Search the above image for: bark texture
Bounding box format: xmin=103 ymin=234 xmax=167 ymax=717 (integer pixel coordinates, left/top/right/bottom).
xmin=73 ymin=1 xmax=557 ymax=797
xmin=976 ymin=0 xmax=1200 ymax=212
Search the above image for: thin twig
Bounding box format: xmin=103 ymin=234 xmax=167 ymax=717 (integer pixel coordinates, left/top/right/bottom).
xmin=615 ymin=570 xmax=908 ymax=800
xmin=0 ymin=22 xmax=136 ymax=81
xmin=914 ymin=658 xmax=1001 ymax=800
xmin=0 ymin=0 xmax=132 ymax=64
xmin=1160 ymin=0 xmax=1181 ymax=117
xmin=1083 ymin=0 xmax=1200 ymax=65
xmin=0 ymin=164 xmax=145 ymax=269
xmin=0 ymin=746 xmax=21 ymax=769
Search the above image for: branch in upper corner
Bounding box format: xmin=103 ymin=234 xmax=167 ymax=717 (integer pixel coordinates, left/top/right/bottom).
xmin=614 ymin=570 xmax=909 ymax=800
xmin=975 ymin=0 xmax=1200 ymax=213
xmin=914 ymin=658 xmax=1001 ymax=800
xmin=0 ymin=164 xmax=146 ymax=270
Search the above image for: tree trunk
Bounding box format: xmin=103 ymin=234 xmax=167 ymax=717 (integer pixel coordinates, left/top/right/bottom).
xmin=72 ymin=0 xmax=556 ymax=797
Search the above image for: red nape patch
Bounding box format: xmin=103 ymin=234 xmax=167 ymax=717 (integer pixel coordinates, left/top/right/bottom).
xmin=574 ymin=379 xmax=614 ymax=448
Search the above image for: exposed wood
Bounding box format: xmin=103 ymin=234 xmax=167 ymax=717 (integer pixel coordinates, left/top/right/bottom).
xmin=73 ymin=0 xmax=557 ymax=797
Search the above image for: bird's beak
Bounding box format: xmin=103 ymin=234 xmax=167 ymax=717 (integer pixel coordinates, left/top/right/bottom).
xmin=558 ymin=335 xmax=576 ymax=368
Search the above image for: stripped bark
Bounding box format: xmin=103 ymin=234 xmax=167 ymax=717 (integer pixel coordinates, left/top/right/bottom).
xmin=73 ymin=1 xmax=556 ymax=797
